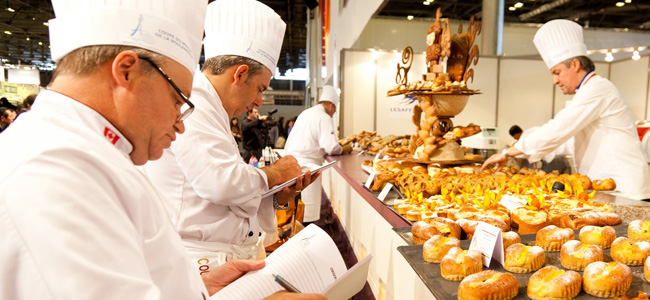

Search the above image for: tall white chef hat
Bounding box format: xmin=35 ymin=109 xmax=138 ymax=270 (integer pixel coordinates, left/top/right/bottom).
xmin=533 ymin=20 xmax=588 ymax=69
xmin=204 ymin=0 xmax=286 ymax=75
xmin=48 ymin=0 xmax=207 ymax=74
xmin=318 ymin=85 xmax=340 ymax=106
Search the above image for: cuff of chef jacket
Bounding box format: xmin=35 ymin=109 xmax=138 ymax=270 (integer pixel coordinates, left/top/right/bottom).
xmin=514 ymin=139 xmax=544 ymax=163
xmin=254 ymin=167 xmax=271 ymax=191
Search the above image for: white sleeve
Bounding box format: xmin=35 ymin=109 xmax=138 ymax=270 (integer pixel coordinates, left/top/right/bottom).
xmin=318 ymin=116 xmax=342 ymax=155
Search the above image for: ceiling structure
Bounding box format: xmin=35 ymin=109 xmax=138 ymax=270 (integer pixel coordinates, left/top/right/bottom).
xmin=0 ymin=0 xmax=649 ymax=80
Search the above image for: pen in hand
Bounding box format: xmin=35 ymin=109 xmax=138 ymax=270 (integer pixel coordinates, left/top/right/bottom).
xmin=273 ymin=273 xmax=302 ymax=293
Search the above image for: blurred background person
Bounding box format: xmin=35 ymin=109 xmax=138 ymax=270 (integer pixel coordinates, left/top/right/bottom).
xmin=242 ymin=107 xmax=268 ymax=162
xmin=230 ymin=117 xmax=242 ymax=146
xmin=0 ymin=107 xmax=16 ymax=133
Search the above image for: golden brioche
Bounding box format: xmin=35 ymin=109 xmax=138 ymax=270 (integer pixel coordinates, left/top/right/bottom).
xmin=502 ymin=231 xmax=520 ymax=252
xmin=583 ymin=261 xmax=632 ymax=298
xmin=527 ymin=266 xmax=582 ymax=300
xmin=628 ymin=220 xmax=650 ymax=242
xmin=611 ymin=237 xmax=650 ymax=266
xmin=559 ymin=208 xmax=622 ymax=229
xmin=535 ymin=225 xmax=574 ymax=252
xmin=440 ymin=246 xmax=483 ymax=281
xmin=406 ymin=209 xmax=422 ymax=221
xmin=458 ymin=270 xmax=518 ymax=300
xmin=423 ymin=235 xmax=460 ymax=263
xmin=411 ymin=221 xmax=442 ymax=244
xmin=422 ymin=216 xmax=461 ymax=240
xmin=512 ymin=207 xmax=550 ymax=235
xmin=504 ymin=243 xmax=545 ymax=273
xmin=579 ymin=225 xmax=616 ymax=249
xmin=560 ymin=240 xmax=603 ymax=271
xmin=457 ymin=215 xmax=508 ymax=239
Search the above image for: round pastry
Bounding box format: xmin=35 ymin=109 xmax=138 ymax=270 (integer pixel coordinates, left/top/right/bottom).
xmin=397 ymin=203 xmax=413 ymax=215
xmin=422 ymin=216 xmax=462 ymax=240
xmin=440 ymin=246 xmax=483 ymax=281
xmin=393 ymin=199 xmax=406 ymax=210
xmin=559 ymin=208 xmax=622 ymax=229
xmin=503 ymin=231 xmax=521 ymax=251
xmin=645 ymin=255 xmax=650 ymax=284
xmin=628 ymin=220 xmax=650 ymax=242
xmin=406 ymin=209 xmax=422 ymax=221
xmin=504 ymin=243 xmax=545 ymax=273
xmin=612 ymin=291 xmax=650 ymax=300
xmin=527 ymin=266 xmax=582 ymax=300
xmin=560 ymin=240 xmax=603 ymax=271
xmin=483 ymin=208 xmax=511 ymax=228
xmin=579 ymin=225 xmax=617 ymax=249
xmin=458 ymin=270 xmax=518 ymax=300
xmin=453 ymin=206 xmax=481 ymax=221
xmin=611 ymin=237 xmax=650 ymax=266
xmin=411 ymin=221 xmax=442 ymax=244
xmin=583 ymin=261 xmax=632 ymax=298
xmin=423 ymin=235 xmax=461 ymax=263
xmin=592 ymin=178 xmax=616 ymax=191
xmin=512 ymin=207 xmax=550 ymax=235
xmin=457 ymin=215 xmax=509 ymax=239
xmin=536 ymin=225 xmax=574 ymax=252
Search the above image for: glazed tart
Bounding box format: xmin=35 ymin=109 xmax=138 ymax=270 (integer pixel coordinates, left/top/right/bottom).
xmin=560 ymin=240 xmax=603 ymax=271
xmin=611 ymin=237 xmax=650 ymax=266
xmin=504 ymin=243 xmax=545 ymax=273
xmin=583 ymin=261 xmax=632 ymax=298
xmin=527 ymin=265 xmax=582 ymax=300
xmin=458 ymin=270 xmax=518 ymax=300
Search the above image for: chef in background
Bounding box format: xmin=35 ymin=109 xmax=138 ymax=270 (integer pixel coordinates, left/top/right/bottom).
xmin=284 ymin=85 xmax=352 ymax=224
xmin=143 ymin=0 xmax=314 ymax=274
xmin=482 ymin=19 xmax=650 ymax=200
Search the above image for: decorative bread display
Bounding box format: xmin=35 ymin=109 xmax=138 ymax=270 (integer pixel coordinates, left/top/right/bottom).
xmin=611 ymin=237 xmax=650 ymax=266
xmin=423 ymin=235 xmax=461 ymax=263
xmin=527 ymin=266 xmax=582 ymax=300
xmin=579 ymin=225 xmax=617 ymax=249
xmin=457 ymin=270 xmax=518 ymax=300
xmin=440 ymin=246 xmax=483 ymax=281
xmin=512 ymin=207 xmax=550 ymax=235
xmin=560 ymin=240 xmax=603 ymax=271
xmin=583 ymin=261 xmax=632 ymax=298
xmin=559 ymin=208 xmax=622 ymax=229
xmin=422 ymin=216 xmax=461 ymax=240
xmin=504 ymin=243 xmax=545 ymax=273
xmin=411 ymin=221 xmax=442 ymax=244
xmin=535 ymin=225 xmax=574 ymax=252
xmin=629 ymin=220 xmax=650 ymax=242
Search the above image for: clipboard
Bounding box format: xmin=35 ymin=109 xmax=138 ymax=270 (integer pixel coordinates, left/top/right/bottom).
xmin=262 ymin=161 xmax=337 ymax=198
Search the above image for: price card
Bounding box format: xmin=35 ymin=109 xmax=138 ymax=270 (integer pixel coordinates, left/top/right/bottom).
xmin=374 ymin=152 xmax=381 ymax=160
xmin=357 ymin=150 xmax=365 ymax=156
xmin=364 ymin=172 xmax=376 ymax=189
xmin=382 ymin=155 xmax=390 ymax=160
xmin=377 ymin=183 xmax=393 ymax=201
xmin=499 ymin=194 xmax=526 ymax=212
xmin=468 ymin=222 xmax=504 ymax=267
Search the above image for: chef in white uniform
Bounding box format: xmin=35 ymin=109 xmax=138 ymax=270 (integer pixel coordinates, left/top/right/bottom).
xmin=0 ymin=1 xmax=325 ymax=300
xmin=482 ymin=20 xmax=650 ymax=200
xmin=143 ymin=0 xmax=311 ymax=274
xmin=284 ymin=86 xmax=353 ymax=223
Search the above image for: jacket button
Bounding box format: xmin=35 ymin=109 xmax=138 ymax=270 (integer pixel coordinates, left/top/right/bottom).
xmin=248 ymin=231 xmax=254 ymax=236
xmin=259 ymin=232 xmax=262 ymax=237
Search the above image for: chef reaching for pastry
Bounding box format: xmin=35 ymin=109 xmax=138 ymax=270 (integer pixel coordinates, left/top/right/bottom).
xmin=482 ymin=19 xmax=650 ymax=201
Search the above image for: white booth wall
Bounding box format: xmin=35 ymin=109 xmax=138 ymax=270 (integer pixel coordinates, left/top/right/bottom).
xmin=341 ymin=49 xmax=650 ymax=149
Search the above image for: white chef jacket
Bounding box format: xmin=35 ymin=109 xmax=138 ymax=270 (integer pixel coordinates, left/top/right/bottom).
xmin=0 ymin=90 xmax=208 ymax=300
xmin=515 ymin=73 xmax=650 ymax=200
xmin=143 ymin=73 xmax=275 ymax=271
xmin=284 ymin=104 xmax=342 ymax=222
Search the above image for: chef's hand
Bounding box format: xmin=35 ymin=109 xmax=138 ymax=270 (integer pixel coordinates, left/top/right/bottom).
xmin=264 ymin=291 xmax=327 ymax=300
xmin=262 ymin=155 xmax=302 ymax=187
xmin=480 ymin=153 xmax=508 ymax=172
xmin=276 ymin=170 xmax=321 ymax=206
xmin=201 ymin=259 xmax=265 ymax=295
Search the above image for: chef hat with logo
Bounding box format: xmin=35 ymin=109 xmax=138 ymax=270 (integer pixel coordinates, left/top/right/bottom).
xmin=204 ymin=0 xmax=286 ymax=75
xmin=533 ymin=20 xmax=588 ymax=69
xmin=318 ymin=85 xmax=340 ymax=106
xmin=48 ymin=0 xmax=207 ymax=74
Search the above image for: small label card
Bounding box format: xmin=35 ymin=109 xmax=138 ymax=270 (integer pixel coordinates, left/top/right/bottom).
xmin=374 ymin=152 xmax=381 ymax=160
xmin=377 ymin=183 xmax=394 ymax=201
xmin=382 ymin=155 xmax=390 ymax=160
xmin=469 ymin=222 xmax=504 ymax=267
xmin=499 ymin=194 xmax=526 ymax=212
xmin=364 ymin=172 xmax=376 ymax=189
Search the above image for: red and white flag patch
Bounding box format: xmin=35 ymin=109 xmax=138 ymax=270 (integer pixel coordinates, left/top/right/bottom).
xmin=104 ymin=127 xmax=120 ymax=145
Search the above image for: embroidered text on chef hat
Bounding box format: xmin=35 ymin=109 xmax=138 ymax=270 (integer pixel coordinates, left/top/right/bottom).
xmin=318 ymin=85 xmax=340 ymax=106
xmin=203 ymin=0 xmax=287 ymax=76
xmin=48 ymin=0 xmax=207 ymax=74
xmin=533 ymin=19 xmax=588 ymax=70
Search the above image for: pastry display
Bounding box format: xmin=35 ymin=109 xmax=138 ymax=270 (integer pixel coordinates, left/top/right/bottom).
xmin=611 ymin=237 xmax=650 ymax=266
xmin=423 ymin=235 xmax=461 ymax=263
xmin=535 ymin=225 xmax=574 ymax=252
xmin=592 ymin=178 xmax=616 ymax=191
xmin=406 ymin=208 xmax=423 ymax=221
xmin=513 ymin=207 xmax=550 ymax=235
xmin=560 ymin=240 xmax=603 ymax=271
xmin=458 ymin=270 xmax=518 ymax=300
xmin=583 ymin=261 xmax=632 ymax=298
xmin=629 ymin=220 xmax=650 ymax=242
xmin=579 ymin=225 xmax=617 ymax=248
xmin=421 ymin=216 xmax=461 ymax=240
xmin=456 ymin=215 xmax=508 ymax=239
xmin=559 ymin=207 xmax=622 ymax=229
xmin=502 ymin=231 xmax=521 ymax=251
xmin=411 ymin=221 xmax=442 ymax=244
xmin=504 ymin=243 xmax=545 ymax=273
xmin=527 ymin=266 xmax=582 ymax=300
xmin=440 ymin=246 xmax=483 ymax=281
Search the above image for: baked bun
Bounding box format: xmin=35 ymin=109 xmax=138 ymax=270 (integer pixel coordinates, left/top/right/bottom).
xmin=453 ymin=206 xmax=481 ymax=221
xmin=583 ymin=261 xmax=632 ymax=298
xmin=422 ymin=216 xmax=461 ymax=240
xmin=504 ymin=243 xmax=545 ymax=273
xmin=457 ymin=215 xmax=508 ymax=239
xmin=628 ymin=220 xmax=650 ymax=242
xmin=592 ymin=178 xmax=616 ymax=191
xmin=560 ymin=240 xmax=603 ymax=271
xmin=393 ymin=199 xmax=406 ymax=210
xmin=559 ymin=208 xmax=622 ymax=229
xmin=482 ymin=209 xmax=511 ymax=228
xmin=503 ymin=231 xmax=521 ymax=251
xmin=411 ymin=221 xmax=441 ymax=244
xmin=535 ymin=225 xmax=574 ymax=252
xmin=423 ymin=235 xmax=461 ymax=263
xmin=512 ymin=208 xmax=550 ymax=235
xmin=645 ymin=255 xmax=650 ymax=283
xmin=579 ymin=225 xmax=617 ymax=249
xmin=440 ymin=246 xmax=483 ymax=281
xmin=611 ymin=237 xmax=650 ymax=266
xmin=612 ymin=291 xmax=650 ymax=300
xmin=397 ymin=203 xmax=414 ymax=215
xmin=527 ymin=266 xmax=582 ymax=300
xmin=406 ymin=209 xmax=422 ymax=221
xmin=458 ymin=270 xmax=518 ymax=300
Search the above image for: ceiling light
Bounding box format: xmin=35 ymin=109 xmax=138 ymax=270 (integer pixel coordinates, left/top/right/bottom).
xmin=605 ymin=52 xmax=614 ymax=62
xmin=625 ymin=0 xmax=632 ymax=3
xmin=616 ymin=2 xmax=625 ymax=7
xmin=611 ymin=48 xmax=618 ymax=53
xmin=633 ymin=50 xmax=641 ymax=60
xmin=586 ymin=50 xmax=592 ymax=55
xmin=514 ymin=2 xmax=524 ymax=8
xmin=7 ymin=7 xmax=14 ymax=12
xmin=26 ymin=37 xmax=29 ymax=41
xmin=407 ymin=15 xmax=414 ymax=20
xmin=423 ymin=1 xmax=430 ymax=5
xmin=43 ymin=22 xmax=49 ymax=26
xmin=38 ymin=42 xmax=43 ymax=45
xmin=4 ymin=31 xmax=11 ymax=35
xmin=509 ymin=6 xmax=516 ymax=11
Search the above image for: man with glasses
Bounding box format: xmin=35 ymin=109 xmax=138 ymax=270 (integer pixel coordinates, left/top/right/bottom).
xmin=0 ymin=1 xmax=322 ymax=299
xmin=143 ymin=0 xmax=314 ymax=274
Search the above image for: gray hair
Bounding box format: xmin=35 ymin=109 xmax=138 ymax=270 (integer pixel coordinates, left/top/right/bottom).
xmin=561 ymin=56 xmax=595 ymax=73
xmin=202 ymin=55 xmax=265 ymax=84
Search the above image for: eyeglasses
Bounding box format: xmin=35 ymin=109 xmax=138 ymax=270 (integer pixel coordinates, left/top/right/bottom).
xmin=138 ymin=56 xmax=194 ymax=122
